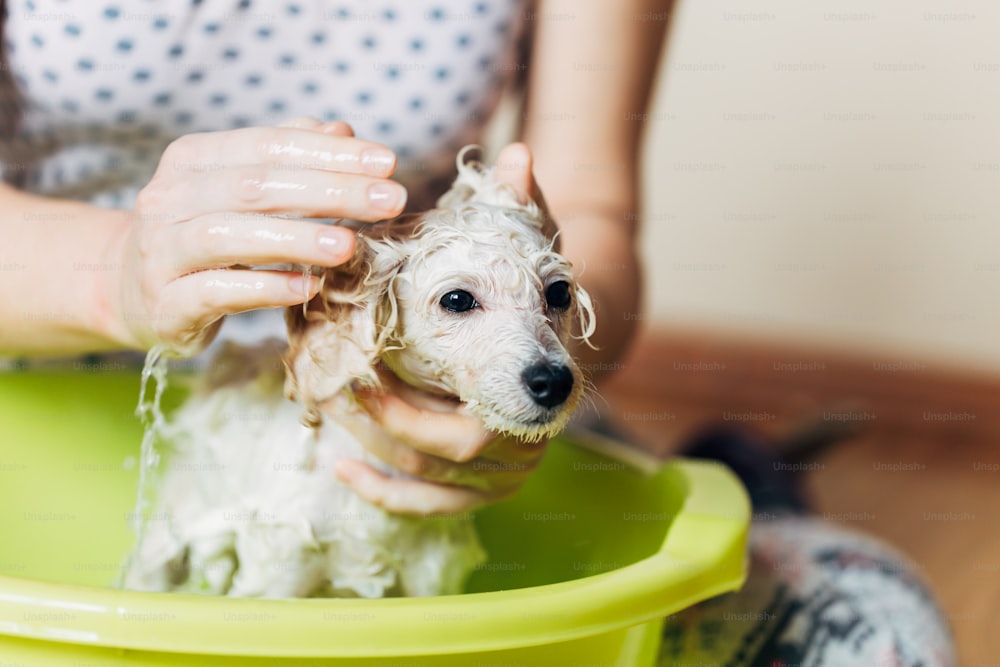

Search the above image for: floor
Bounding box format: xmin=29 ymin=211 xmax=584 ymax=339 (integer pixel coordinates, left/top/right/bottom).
xmin=599 ymin=324 xmax=1000 ymax=665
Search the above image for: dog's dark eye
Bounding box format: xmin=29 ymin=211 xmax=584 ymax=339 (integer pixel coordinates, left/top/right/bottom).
xmin=440 ymin=290 xmax=479 ymax=313
xmin=545 ymin=281 xmax=572 ymax=310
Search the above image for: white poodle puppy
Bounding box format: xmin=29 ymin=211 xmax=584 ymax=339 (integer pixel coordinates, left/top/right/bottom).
xmin=122 ymin=148 xmax=595 ymax=598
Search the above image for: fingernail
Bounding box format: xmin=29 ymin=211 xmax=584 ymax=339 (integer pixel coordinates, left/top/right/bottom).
xmin=321 ymin=121 xmax=354 ymax=136
xmin=361 ymin=148 xmax=396 ymax=174
xmin=368 ymin=181 xmax=406 ymax=212
xmin=317 ymin=227 xmax=352 ymax=259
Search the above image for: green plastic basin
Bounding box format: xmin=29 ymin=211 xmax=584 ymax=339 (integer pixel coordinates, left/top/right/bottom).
xmin=0 ymin=371 xmax=749 ymax=665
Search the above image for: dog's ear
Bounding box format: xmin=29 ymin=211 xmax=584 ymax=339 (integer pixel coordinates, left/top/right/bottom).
xmin=283 ymin=230 xmax=405 ymax=427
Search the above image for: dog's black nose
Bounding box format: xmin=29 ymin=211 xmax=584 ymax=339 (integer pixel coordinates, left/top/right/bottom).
xmin=522 ymin=363 xmax=574 ymax=408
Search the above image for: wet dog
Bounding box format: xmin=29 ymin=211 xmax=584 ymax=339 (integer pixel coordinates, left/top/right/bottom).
xmin=123 ymin=148 xmax=595 ymax=598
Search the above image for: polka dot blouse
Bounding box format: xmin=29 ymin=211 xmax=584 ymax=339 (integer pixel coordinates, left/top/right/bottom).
xmin=2 ymin=0 xmax=529 ymax=209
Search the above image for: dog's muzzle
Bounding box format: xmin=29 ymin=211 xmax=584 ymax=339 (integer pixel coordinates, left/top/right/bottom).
xmin=521 ymin=362 xmax=574 ymax=408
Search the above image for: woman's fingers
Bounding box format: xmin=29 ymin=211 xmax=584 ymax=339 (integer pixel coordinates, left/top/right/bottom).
xmin=355 ymin=378 xmax=549 ymax=465
xmin=278 ymin=116 xmax=324 ymax=130
xmin=165 ymin=127 xmax=397 ymax=178
xmin=148 ymin=167 xmax=406 ymax=223
xmin=361 ymin=394 xmax=546 ymax=465
xmin=279 ymin=117 xmax=355 ymax=138
xmin=170 ymin=213 xmax=356 ymax=273
xmin=340 ymin=369 xmax=550 ymax=511
xmin=320 ymin=121 xmax=355 ymax=137
xmin=356 ymin=390 xmax=493 ymax=463
xmin=359 ymin=430 xmax=539 ymax=492
xmin=493 ymin=142 xmax=535 ymax=202
xmin=335 ymin=459 xmax=512 ymax=516
xmin=332 ymin=392 xmax=541 ymax=493
xmin=122 ymin=120 xmax=406 ymax=354
xmin=493 ymin=142 xmax=559 ymax=248
xmin=144 ymin=125 xmax=405 ymax=222
xmin=151 ymin=268 xmax=320 ymax=337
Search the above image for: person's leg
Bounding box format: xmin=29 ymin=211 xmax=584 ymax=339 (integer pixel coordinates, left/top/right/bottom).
xmin=657 ymin=427 xmax=956 ymax=667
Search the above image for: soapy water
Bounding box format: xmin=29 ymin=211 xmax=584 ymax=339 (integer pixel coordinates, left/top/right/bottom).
xmin=122 ymin=260 xmax=319 ymax=585
xmin=126 ymin=262 xmax=317 ymax=535
xmin=131 ymin=345 xmax=169 ymax=537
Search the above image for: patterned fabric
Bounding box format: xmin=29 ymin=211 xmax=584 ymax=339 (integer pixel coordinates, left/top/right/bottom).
xmin=3 ymin=0 xmax=527 ymax=209
xmin=0 ymin=7 xmax=962 ymax=664
xmin=0 ymin=0 xmax=529 ymax=359
xmin=659 ymin=515 xmax=957 ymax=667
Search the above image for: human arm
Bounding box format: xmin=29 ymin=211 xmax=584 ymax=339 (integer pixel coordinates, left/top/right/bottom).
xmin=0 ymin=119 xmax=407 ymax=357
xmin=523 ymin=0 xmax=669 ymax=371
xmin=335 ymin=0 xmax=669 ymax=513
xmin=0 ymin=184 xmax=135 ymax=355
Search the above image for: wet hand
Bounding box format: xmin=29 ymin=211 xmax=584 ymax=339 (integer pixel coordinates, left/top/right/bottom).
xmin=333 ymin=371 xmax=549 ymax=517
xmin=114 ymin=117 xmax=407 ymax=356
xmin=329 ymin=142 xmax=558 ymax=516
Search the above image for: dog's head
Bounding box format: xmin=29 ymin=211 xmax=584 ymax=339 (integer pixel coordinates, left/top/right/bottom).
xmin=284 ymin=148 xmax=595 ymax=441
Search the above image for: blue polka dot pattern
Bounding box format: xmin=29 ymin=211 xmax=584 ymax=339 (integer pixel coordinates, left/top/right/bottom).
xmin=3 ymin=0 xmax=528 ymax=210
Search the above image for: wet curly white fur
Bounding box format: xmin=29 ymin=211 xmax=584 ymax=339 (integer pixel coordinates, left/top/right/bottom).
xmin=122 ymin=147 xmax=595 ymax=598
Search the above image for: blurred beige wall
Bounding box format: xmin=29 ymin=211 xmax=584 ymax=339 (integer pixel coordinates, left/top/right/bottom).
xmin=639 ymin=0 xmax=1000 ymax=373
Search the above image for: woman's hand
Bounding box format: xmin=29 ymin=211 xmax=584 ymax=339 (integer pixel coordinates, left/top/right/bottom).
xmin=111 ymin=118 xmax=407 ymax=356
xmin=334 ymin=369 xmax=549 ymax=516
xmin=332 ymin=142 xmax=557 ymax=516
